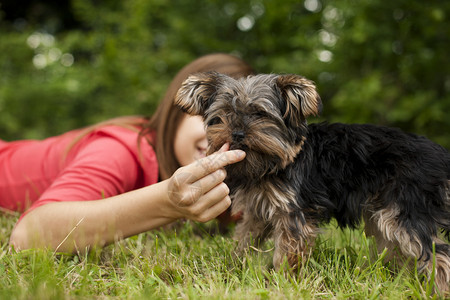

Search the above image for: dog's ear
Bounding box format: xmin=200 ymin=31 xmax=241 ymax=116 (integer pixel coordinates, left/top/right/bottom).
xmin=275 ymin=74 xmax=322 ymax=126
xmin=175 ymin=71 xmax=223 ymax=116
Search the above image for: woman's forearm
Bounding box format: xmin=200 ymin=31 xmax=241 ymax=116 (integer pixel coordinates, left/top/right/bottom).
xmin=9 ymin=148 xmax=245 ymax=253
xmin=9 ymin=180 xmax=176 ymax=253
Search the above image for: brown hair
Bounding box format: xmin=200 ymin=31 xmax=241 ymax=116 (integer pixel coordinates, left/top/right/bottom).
xmin=142 ymin=53 xmax=255 ymax=180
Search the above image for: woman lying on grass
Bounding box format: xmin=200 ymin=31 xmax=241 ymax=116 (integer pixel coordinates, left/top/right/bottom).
xmin=0 ymin=53 xmax=253 ymax=253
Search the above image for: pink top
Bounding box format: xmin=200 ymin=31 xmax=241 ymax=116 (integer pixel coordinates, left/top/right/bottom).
xmin=0 ymin=126 xmax=159 ymax=216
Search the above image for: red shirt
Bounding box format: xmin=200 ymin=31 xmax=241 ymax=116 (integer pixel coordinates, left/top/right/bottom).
xmin=0 ymin=126 xmax=159 ymax=215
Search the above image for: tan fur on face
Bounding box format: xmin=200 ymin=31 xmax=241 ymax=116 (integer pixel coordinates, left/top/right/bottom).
xmin=207 ymin=122 xmax=305 ymax=174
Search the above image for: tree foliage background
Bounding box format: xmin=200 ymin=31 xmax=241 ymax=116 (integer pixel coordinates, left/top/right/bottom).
xmin=0 ymin=0 xmax=449 ymax=148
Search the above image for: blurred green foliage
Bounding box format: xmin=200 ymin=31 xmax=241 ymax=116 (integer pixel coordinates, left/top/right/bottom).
xmin=0 ymin=0 xmax=449 ymax=148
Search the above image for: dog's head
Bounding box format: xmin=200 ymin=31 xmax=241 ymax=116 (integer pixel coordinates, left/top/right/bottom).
xmin=175 ymin=72 xmax=321 ymax=179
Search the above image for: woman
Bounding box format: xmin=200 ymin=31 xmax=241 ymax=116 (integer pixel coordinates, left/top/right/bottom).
xmin=1 ymin=53 xmax=254 ymax=252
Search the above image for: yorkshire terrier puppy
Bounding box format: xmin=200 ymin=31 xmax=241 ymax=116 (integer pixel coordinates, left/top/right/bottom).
xmin=175 ymin=72 xmax=450 ymax=294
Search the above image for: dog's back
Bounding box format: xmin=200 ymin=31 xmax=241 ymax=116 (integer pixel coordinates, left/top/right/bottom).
xmin=295 ymin=122 xmax=450 ymax=235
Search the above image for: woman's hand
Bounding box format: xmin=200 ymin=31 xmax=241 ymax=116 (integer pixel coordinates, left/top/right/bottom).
xmin=166 ymin=144 xmax=245 ymax=222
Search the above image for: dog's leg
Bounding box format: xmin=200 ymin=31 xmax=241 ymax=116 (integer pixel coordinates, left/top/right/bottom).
xmin=364 ymin=211 xmax=404 ymax=263
xmin=428 ymin=242 xmax=450 ymax=295
xmin=233 ymin=211 xmax=272 ymax=253
xmin=365 ymin=207 xmax=450 ymax=295
xmin=272 ymin=214 xmax=317 ymax=271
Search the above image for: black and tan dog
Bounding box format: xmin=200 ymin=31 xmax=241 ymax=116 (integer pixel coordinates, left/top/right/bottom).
xmin=175 ymin=72 xmax=450 ymax=294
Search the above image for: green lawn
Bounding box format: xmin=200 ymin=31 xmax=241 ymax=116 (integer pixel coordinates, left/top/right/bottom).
xmin=0 ymin=213 xmax=444 ymax=299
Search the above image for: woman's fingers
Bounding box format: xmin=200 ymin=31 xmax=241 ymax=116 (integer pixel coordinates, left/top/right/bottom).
xmin=168 ymin=168 xmax=227 ymax=207
xmin=190 ymin=185 xmax=231 ymax=222
xmin=182 ymin=148 xmax=245 ymax=183
xmin=198 ymin=196 xmax=232 ymax=223
xmin=197 ymin=168 xmax=227 ymax=194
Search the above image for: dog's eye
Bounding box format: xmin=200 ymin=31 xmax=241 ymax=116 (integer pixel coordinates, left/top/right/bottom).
xmin=207 ymin=117 xmax=222 ymax=126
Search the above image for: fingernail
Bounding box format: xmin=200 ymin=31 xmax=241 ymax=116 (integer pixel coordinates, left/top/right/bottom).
xmin=217 ymin=169 xmax=226 ymax=178
xmin=235 ymin=150 xmax=246 ymax=159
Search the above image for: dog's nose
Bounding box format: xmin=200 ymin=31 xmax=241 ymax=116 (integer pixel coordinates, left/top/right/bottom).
xmin=232 ymin=131 xmax=245 ymax=142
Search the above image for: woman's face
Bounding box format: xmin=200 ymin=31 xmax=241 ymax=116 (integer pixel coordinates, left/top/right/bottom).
xmin=174 ymin=115 xmax=208 ymax=166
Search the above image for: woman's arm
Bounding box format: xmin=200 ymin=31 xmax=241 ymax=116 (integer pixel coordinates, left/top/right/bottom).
xmin=9 ymin=147 xmax=245 ymax=253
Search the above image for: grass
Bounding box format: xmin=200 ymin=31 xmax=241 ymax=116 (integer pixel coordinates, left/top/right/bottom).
xmin=0 ymin=212 xmax=446 ymax=299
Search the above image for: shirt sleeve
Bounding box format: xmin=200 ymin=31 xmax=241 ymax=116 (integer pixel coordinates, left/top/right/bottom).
xmin=27 ymin=135 xmax=141 ymax=210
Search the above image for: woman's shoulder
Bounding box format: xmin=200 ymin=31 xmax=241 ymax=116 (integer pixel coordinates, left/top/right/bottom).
xmin=72 ymin=125 xmax=159 ymax=186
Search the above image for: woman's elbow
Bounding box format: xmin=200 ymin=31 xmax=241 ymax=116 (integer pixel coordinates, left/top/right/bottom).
xmin=9 ymin=221 xmax=31 ymax=251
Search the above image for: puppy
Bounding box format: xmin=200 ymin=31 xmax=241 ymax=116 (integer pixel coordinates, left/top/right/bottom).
xmin=175 ymin=71 xmax=450 ymax=294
